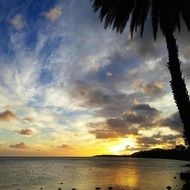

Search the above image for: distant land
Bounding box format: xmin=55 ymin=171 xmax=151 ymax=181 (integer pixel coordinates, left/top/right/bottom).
xmin=94 ymin=145 xmax=190 ymax=161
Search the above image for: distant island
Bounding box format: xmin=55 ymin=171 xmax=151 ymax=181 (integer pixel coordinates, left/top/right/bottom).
xmin=94 ymin=145 xmax=190 ymax=161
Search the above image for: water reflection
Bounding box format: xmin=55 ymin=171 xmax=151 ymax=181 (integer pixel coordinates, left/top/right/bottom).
xmin=86 ymin=158 xmax=140 ymax=189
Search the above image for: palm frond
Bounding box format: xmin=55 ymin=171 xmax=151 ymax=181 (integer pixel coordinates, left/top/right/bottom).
xmin=151 ymin=0 xmax=159 ymax=40
xmin=180 ymin=1 xmax=190 ymax=31
xmin=93 ymin=0 xmax=135 ymax=33
xmin=93 ymin=0 xmax=190 ymax=40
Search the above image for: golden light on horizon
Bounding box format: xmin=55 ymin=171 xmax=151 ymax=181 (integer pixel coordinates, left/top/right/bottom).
xmin=109 ymin=137 xmax=137 ymax=155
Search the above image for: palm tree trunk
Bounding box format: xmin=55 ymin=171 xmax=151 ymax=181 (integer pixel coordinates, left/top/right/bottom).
xmin=165 ymin=31 xmax=190 ymax=147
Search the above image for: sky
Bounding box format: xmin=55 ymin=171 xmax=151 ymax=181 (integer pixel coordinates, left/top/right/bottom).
xmin=0 ymin=0 xmax=190 ymax=157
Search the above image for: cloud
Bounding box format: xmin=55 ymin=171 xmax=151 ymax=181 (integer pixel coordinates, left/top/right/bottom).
xmin=58 ymin=144 xmax=71 ymax=149
xmin=89 ymin=117 xmax=138 ymax=139
xmin=17 ymin=129 xmax=33 ymax=136
xmin=9 ymin=142 xmax=27 ymax=149
xmin=89 ymin=103 xmax=163 ymax=140
xmin=68 ymin=80 xmax=135 ymax=117
xmin=9 ymin=14 xmax=24 ymax=30
xmin=160 ymin=112 xmax=183 ymax=132
xmin=106 ymin=72 xmax=113 ymax=77
xmin=0 ymin=110 xmax=16 ymax=122
xmin=24 ymin=116 xmax=35 ymax=122
xmin=135 ymin=81 xmax=165 ymax=96
xmin=136 ymin=133 xmax=182 ymax=149
xmin=131 ymin=104 xmax=159 ymax=113
xmin=90 ymin=129 xmax=120 ymax=139
xmin=43 ymin=6 xmax=62 ymax=21
xmin=137 ymin=136 xmax=161 ymax=146
xmin=69 ymin=80 xmax=113 ymax=107
xmin=122 ymin=104 xmax=160 ymax=127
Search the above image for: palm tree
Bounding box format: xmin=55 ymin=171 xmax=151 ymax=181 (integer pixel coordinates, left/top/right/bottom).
xmin=92 ymin=0 xmax=190 ymax=146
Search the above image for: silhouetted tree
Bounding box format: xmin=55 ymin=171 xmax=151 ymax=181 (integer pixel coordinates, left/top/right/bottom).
xmin=175 ymin=145 xmax=186 ymax=151
xmin=92 ymin=0 xmax=190 ymax=147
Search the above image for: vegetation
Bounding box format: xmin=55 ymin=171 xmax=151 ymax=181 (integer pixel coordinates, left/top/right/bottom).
xmin=94 ymin=145 xmax=190 ymax=161
xmin=129 ymin=145 xmax=190 ymax=161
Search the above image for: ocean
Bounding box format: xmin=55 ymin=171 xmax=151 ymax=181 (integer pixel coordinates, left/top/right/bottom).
xmin=0 ymin=157 xmax=189 ymax=190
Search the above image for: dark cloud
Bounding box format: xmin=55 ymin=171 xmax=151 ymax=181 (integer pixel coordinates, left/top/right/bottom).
xmin=94 ymin=50 xmax=138 ymax=84
xmin=89 ymin=103 xmax=161 ymax=139
xmin=69 ymin=80 xmax=134 ymax=117
xmin=9 ymin=142 xmax=27 ymax=149
xmin=160 ymin=112 xmax=183 ymax=132
xmin=160 ymin=134 xmax=182 ymax=142
xmin=97 ymin=93 xmax=135 ymax=118
xmin=90 ymin=129 xmax=119 ymax=139
xmin=69 ymin=80 xmax=113 ymax=106
xmin=131 ymin=104 xmax=159 ymax=114
xmin=122 ymin=104 xmax=160 ymax=127
xmin=137 ymin=136 xmax=161 ymax=146
xmin=89 ymin=117 xmax=138 ymax=139
xmin=0 ymin=110 xmax=16 ymax=122
xmin=70 ymin=80 xmax=158 ymax=118
xmin=17 ymin=129 xmax=33 ymax=136
xmin=136 ymin=134 xmax=181 ymax=149
xmin=126 ymin=16 xmax=162 ymax=61
xmin=106 ymin=118 xmax=139 ymax=135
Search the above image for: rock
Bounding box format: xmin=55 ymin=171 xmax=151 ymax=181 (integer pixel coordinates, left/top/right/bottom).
xmin=183 ymin=164 xmax=190 ymax=168
xmin=166 ymin=186 xmax=172 ymax=190
xmin=180 ymin=172 xmax=190 ymax=181
xmin=182 ymin=182 xmax=190 ymax=190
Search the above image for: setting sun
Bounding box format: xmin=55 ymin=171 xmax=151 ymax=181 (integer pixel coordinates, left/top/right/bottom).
xmin=109 ymin=138 xmax=137 ymax=155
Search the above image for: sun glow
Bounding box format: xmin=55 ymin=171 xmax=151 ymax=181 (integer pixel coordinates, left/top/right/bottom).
xmin=109 ymin=137 xmax=136 ymax=155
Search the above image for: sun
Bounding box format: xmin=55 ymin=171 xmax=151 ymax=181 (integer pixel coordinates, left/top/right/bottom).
xmin=109 ymin=137 xmax=136 ymax=155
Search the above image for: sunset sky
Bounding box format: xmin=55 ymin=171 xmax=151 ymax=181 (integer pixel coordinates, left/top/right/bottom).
xmin=0 ymin=0 xmax=189 ymax=157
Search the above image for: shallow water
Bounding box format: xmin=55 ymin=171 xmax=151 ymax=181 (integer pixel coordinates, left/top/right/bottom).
xmin=0 ymin=157 xmax=189 ymax=190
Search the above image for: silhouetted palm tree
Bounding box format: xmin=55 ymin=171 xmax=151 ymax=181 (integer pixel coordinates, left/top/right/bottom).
xmin=92 ymin=0 xmax=190 ymax=146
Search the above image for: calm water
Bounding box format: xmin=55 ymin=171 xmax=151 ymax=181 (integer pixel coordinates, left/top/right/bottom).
xmin=0 ymin=157 xmax=189 ymax=190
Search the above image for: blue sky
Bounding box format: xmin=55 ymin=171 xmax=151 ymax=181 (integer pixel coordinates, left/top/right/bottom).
xmin=0 ymin=0 xmax=189 ymax=156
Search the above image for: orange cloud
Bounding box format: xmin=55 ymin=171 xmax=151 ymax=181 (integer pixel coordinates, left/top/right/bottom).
xmin=135 ymin=81 xmax=165 ymax=95
xmin=43 ymin=6 xmax=62 ymax=21
xmin=0 ymin=110 xmax=16 ymax=122
xmin=9 ymin=14 xmax=24 ymax=30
